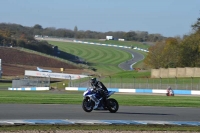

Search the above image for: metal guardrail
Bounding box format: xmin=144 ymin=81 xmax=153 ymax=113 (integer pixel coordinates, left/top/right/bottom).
xmin=70 ymin=77 xmax=200 ymax=90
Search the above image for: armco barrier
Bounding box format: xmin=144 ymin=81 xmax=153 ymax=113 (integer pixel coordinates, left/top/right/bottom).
xmin=73 ymin=40 xmax=149 ymax=52
xmin=65 ymin=87 xmax=200 ymax=95
xmin=8 ymin=87 xmax=50 ymax=91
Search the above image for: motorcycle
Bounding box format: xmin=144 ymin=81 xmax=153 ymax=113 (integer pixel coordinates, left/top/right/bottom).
xmin=82 ymin=87 xmax=119 ymax=113
xmin=166 ymin=88 xmax=174 ymax=96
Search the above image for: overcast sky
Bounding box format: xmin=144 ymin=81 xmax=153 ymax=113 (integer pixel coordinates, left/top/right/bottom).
xmin=0 ymin=0 xmax=199 ymax=37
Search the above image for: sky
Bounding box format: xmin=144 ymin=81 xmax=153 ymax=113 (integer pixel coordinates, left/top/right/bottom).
xmin=0 ymin=0 xmax=200 ymax=37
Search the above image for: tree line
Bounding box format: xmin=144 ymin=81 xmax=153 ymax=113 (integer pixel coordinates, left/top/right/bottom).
xmin=0 ymin=24 xmax=54 ymax=55
xmin=1 ymin=20 xmax=199 ymax=69
xmin=0 ymin=22 xmax=166 ymax=58
xmin=0 ymin=23 xmax=166 ymax=42
xmin=144 ymin=17 xmax=200 ymax=68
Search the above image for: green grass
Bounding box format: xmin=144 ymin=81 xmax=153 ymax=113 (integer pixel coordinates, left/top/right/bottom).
xmin=47 ymin=40 xmax=150 ymax=77
xmin=0 ymin=90 xmax=80 ymax=104
xmin=109 ymin=71 xmax=151 ymax=78
xmin=113 ymin=94 xmax=200 ymax=107
xmin=0 ymin=83 xmax=11 ymax=87
xmin=0 ymin=90 xmax=200 ymax=107
xmin=48 ymin=41 xmax=134 ymax=75
xmin=0 ymin=125 xmax=200 ymax=132
xmin=99 ymin=76 xmax=200 ymax=84
xmin=0 ymin=83 xmax=11 ymax=89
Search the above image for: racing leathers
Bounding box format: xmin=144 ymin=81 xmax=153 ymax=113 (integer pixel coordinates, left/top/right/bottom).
xmin=91 ymin=81 xmax=108 ymax=108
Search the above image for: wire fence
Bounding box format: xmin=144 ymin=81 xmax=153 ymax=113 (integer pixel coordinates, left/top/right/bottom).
xmin=70 ymin=77 xmax=200 ymax=90
xmin=12 ymin=77 xmax=50 ymax=88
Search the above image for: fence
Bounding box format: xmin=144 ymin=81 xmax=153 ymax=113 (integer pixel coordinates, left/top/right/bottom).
xmin=12 ymin=77 xmax=50 ymax=88
xmin=151 ymin=67 xmax=200 ymax=78
xmin=69 ymin=77 xmax=200 ymax=90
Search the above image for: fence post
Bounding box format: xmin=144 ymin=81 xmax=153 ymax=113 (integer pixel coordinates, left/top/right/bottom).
xmin=48 ymin=77 xmax=51 ymax=87
xmin=35 ymin=77 xmax=38 ymax=87
xmin=168 ymin=78 xmax=169 ymax=87
xmin=69 ymin=75 xmax=71 ymax=87
xmin=175 ymin=76 xmax=177 ymax=89
xmin=147 ymin=77 xmax=149 ymax=89
xmin=191 ymin=77 xmax=193 ymax=90
xmin=79 ymin=78 xmax=81 ymax=87
xmin=133 ymin=76 xmax=135 ymax=89
xmin=160 ymin=77 xmax=162 ymax=89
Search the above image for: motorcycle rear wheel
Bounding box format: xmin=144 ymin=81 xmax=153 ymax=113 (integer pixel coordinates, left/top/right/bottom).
xmin=106 ymin=98 xmax=119 ymax=113
xmin=82 ymin=98 xmax=94 ymax=112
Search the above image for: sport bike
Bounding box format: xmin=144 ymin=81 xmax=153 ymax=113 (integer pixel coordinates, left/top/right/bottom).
xmin=82 ymin=87 xmax=119 ymax=113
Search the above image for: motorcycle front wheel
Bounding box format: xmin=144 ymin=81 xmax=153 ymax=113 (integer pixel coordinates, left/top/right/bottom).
xmin=106 ymin=98 xmax=119 ymax=113
xmin=82 ymin=98 xmax=94 ymax=112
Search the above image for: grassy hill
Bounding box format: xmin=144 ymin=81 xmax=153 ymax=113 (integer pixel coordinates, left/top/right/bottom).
xmin=0 ymin=38 xmax=151 ymax=79
xmin=48 ymin=41 xmax=132 ymax=75
xmin=0 ymin=47 xmax=94 ymax=78
xmin=47 ymin=40 xmax=151 ymax=77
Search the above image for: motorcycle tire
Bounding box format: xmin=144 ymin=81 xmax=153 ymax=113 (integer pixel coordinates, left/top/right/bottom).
xmin=82 ymin=98 xmax=94 ymax=112
xmin=106 ymin=98 xmax=119 ymax=113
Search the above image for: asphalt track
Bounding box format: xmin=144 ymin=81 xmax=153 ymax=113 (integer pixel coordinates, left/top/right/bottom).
xmin=0 ymin=104 xmax=200 ymax=121
xmin=118 ymin=48 xmax=144 ymax=70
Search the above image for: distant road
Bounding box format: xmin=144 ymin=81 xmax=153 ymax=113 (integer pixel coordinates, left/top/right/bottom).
xmin=118 ymin=48 xmax=144 ymax=70
xmin=37 ymin=37 xmax=145 ymax=71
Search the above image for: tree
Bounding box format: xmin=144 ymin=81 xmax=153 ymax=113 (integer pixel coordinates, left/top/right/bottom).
xmin=162 ymin=38 xmax=180 ymax=68
xmin=17 ymin=40 xmax=26 ymax=47
xmin=144 ymin=41 xmax=166 ymax=68
xmin=33 ymin=24 xmax=43 ymax=30
xmin=179 ymin=33 xmax=200 ymax=67
xmin=178 ymin=17 xmax=200 ymax=67
xmin=124 ymin=31 xmax=136 ymax=41
xmin=191 ymin=18 xmax=200 ymax=33
xmin=135 ymin=31 xmax=148 ymax=42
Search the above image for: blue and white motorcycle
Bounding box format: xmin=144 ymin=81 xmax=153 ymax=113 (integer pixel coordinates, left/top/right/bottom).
xmin=82 ymin=87 xmax=119 ymax=113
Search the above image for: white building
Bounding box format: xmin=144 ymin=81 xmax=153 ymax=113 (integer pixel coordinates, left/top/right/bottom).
xmin=106 ymin=36 xmax=113 ymax=40
xmin=118 ymin=38 xmax=125 ymax=41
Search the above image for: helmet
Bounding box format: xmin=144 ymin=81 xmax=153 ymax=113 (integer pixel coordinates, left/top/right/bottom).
xmin=90 ymin=77 xmax=97 ymax=85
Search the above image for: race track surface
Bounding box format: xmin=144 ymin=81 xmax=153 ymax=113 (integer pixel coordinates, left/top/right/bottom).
xmin=118 ymin=48 xmax=144 ymax=70
xmin=0 ymin=104 xmax=200 ymax=121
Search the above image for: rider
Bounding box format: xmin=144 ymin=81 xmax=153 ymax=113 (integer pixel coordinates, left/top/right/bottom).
xmin=90 ymin=77 xmax=108 ymax=109
xmin=166 ymin=86 xmax=174 ymax=96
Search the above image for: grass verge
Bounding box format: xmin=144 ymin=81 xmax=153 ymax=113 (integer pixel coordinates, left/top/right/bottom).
xmin=0 ymin=125 xmax=200 ymax=132
xmin=0 ymin=90 xmax=200 ymax=107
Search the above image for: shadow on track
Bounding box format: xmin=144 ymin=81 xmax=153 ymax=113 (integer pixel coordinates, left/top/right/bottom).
xmin=95 ymin=111 xmax=173 ymax=116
